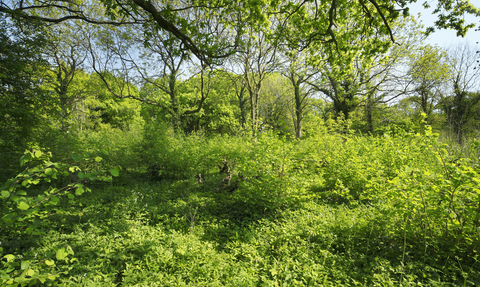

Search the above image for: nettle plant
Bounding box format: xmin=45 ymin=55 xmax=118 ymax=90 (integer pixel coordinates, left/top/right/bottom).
xmin=0 ymin=149 xmax=120 ymax=286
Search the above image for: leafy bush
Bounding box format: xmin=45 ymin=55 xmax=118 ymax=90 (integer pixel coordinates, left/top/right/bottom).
xmin=0 ymin=149 xmax=118 ymax=286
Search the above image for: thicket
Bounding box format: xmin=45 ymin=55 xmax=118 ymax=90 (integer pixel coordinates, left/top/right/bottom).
xmin=1 ymin=119 xmax=480 ymax=286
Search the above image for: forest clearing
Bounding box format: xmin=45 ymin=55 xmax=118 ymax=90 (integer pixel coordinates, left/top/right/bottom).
xmin=1 ymin=0 xmax=480 ymax=285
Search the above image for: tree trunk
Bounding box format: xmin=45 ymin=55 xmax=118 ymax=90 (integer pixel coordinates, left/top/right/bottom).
xmin=294 ymin=82 xmax=302 ymax=139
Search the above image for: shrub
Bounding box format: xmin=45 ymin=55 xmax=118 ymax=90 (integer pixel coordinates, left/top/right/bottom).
xmin=0 ymin=149 xmax=117 ymax=286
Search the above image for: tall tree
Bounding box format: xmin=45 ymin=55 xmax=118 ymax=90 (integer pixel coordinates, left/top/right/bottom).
xmin=0 ymin=16 xmax=49 ymax=179
xmin=259 ymin=73 xmax=293 ymax=135
xmin=404 ymin=45 xmax=451 ymax=123
xmin=441 ymin=42 xmax=480 ymax=142
xmin=242 ymin=30 xmax=278 ymax=136
xmin=222 ymin=71 xmax=249 ymax=129
xmin=2 ymin=0 xmax=478 ymax=64
xmin=281 ymin=51 xmax=318 ymax=138
xmin=44 ymin=21 xmax=89 ymax=137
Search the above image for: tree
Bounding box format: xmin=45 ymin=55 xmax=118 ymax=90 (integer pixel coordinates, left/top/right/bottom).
xmin=224 ymin=72 xmax=249 ymax=129
xmin=2 ymin=0 xmax=478 ymax=64
xmin=137 ymin=29 xmax=192 ymax=130
xmin=404 ymin=45 xmax=451 ymax=123
xmin=441 ymin=42 xmax=480 ymax=142
xmin=43 ymin=21 xmax=90 ymax=137
xmin=184 ymin=71 xmax=240 ymax=135
xmin=0 ymin=16 xmax=50 ymax=179
xmin=259 ymin=73 xmax=293 ymax=135
xmin=281 ymin=51 xmax=318 ymax=138
xmin=235 ymin=29 xmax=278 ymax=136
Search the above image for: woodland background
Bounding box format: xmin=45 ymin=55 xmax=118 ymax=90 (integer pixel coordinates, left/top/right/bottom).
xmin=1 ymin=0 xmax=480 ymax=285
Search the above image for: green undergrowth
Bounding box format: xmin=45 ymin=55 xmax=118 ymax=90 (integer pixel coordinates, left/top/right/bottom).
xmin=2 ymin=125 xmax=480 ymax=286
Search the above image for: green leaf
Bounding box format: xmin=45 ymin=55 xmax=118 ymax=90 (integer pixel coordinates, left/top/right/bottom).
xmin=44 ymin=168 xmax=53 ymax=176
xmin=4 ymin=254 xmax=15 ymax=262
xmin=26 ymin=269 xmax=34 ymax=277
xmin=95 ymin=156 xmax=103 ymax=162
xmin=109 ymin=167 xmax=120 ymax=177
xmin=18 ymin=201 xmax=29 ymax=210
xmin=21 ymin=260 xmax=30 ymax=270
xmin=66 ymin=245 xmax=75 ymax=255
xmin=34 ymin=150 xmax=42 ymax=158
xmin=67 ymin=194 xmax=75 ymax=199
xmin=75 ymin=187 xmax=84 ymax=196
xmin=1 ymin=190 xmax=10 ymax=198
xmin=78 ymin=172 xmax=85 ymax=179
xmin=71 ymin=154 xmax=83 ymax=162
xmin=20 ymin=153 xmax=32 ymax=166
xmin=45 ymin=259 xmax=54 ymax=266
xmin=56 ymin=248 xmax=67 ymax=260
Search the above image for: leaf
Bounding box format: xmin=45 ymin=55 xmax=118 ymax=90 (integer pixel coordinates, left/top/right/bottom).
xmin=78 ymin=172 xmax=85 ymax=179
xmin=18 ymin=201 xmax=29 ymax=210
xmin=95 ymin=157 xmax=103 ymax=162
xmin=71 ymin=154 xmax=83 ymax=162
xmin=4 ymin=254 xmax=15 ymax=262
xmin=75 ymin=187 xmax=84 ymax=196
xmin=45 ymin=259 xmax=54 ymax=266
xmin=56 ymin=248 xmax=67 ymax=260
xmin=34 ymin=150 xmax=43 ymax=158
xmin=44 ymin=168 xmax=53 ymax=176
xmin=21 ymin=260 xmax=30 ymax=270
xmin=26 ymin=269 xmax=35 ymax=277
xmin=66 ymin=245 xmax=75 ymax=255
xmin=109 ymin=167 xmax=120 ymax=177
xmin=20 ymin=153 xmax=31 ymax=166
xmin=26 ymin=225 xmax=36 ymax=234
xmin=270 ymin=268 xmax=277 ymax=276
xmin=1 ymin=190 xmax=10 ymax=198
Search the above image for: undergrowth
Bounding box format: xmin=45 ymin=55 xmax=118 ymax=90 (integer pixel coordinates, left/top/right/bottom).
xmin=1 ymin=124 xmax=480 ymax=286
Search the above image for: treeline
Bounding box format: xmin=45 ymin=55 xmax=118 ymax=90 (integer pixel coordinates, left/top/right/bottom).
xmin=1 ymin=11 xmax=480 ymax=173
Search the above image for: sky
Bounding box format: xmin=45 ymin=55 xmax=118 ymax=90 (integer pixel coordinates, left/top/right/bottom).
xmin=407 ymin=2 xmax=479 ymax=48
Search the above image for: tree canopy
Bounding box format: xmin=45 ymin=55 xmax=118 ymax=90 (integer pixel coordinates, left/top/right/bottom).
xmin=1 ymin=0 xmax=479 ymax=64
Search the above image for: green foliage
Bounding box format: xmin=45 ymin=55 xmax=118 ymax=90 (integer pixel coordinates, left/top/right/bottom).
xmin=0 ymin=17 xmax=51 ymax=180
xmin=0 ymin=125 xmax=479 ymax=285
xmin=0 ymin=149 xmax=117 ymax=286
xmin=380 ymin=129 xmax=480 ymax=241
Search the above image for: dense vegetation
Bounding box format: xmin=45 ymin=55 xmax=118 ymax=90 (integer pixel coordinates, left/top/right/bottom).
xmin=1 ymin=0 xmax=480 ymax=285
xmin=2 ymin=121 xmax=480 ymax=285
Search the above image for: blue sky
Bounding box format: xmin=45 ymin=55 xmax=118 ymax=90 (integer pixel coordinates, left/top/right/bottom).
xmin=407 ymin=2 xmax=479 ymax=48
